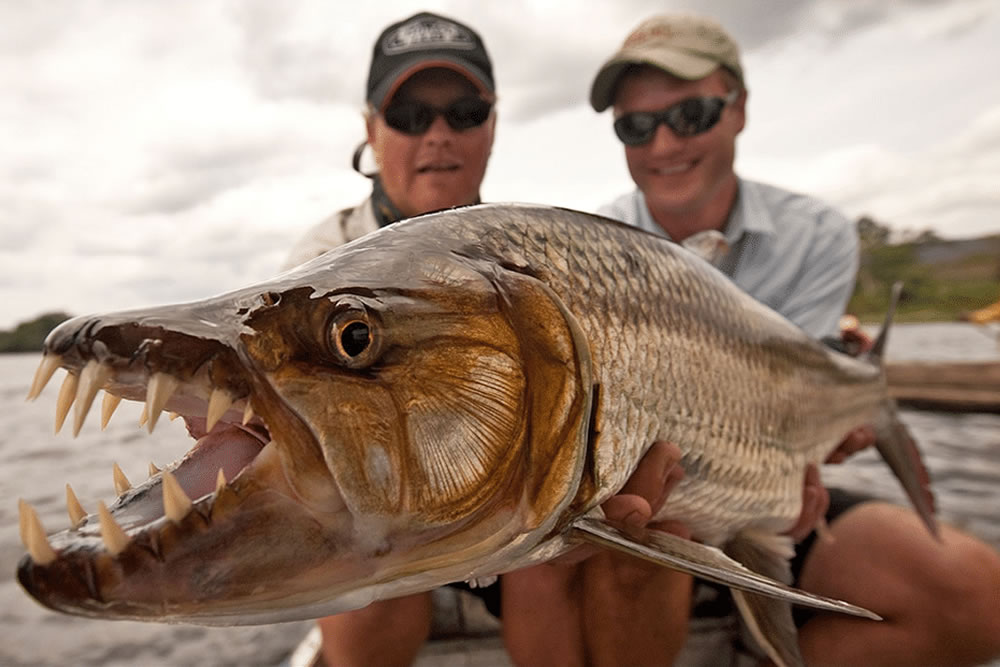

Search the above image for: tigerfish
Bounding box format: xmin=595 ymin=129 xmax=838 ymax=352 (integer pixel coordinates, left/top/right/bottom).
xmin=17 ymin=204 xmax=936 ymax=667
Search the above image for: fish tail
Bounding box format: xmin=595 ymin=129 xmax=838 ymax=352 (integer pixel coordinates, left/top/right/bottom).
xmin=864 ymin=282 xmax=939 ymax=537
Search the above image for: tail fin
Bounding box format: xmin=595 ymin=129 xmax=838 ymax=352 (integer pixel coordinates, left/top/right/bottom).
xmin=872 ymin=407 xmax=939 ymax=538
xmin=866 ymin=282 xmax=939 ymax=538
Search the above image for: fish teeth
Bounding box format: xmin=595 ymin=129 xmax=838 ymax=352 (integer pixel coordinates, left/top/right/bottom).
xmin=27 ymin=354 xmax=62 ymax=401
xmin=112 ymin=462 xmax=132 ymax=496
xmin=242 ymin=401 xmax=255 ymax=425
xmin=73 ymin=361 xmax=111 ymax=436
xmin=54 ymin=371 xmax=79 ymax=434
xmin=65 ymin=484 xmax=87 ymax=527
xmin=148 ymin=462 xmax=161 ymax=477
xmin=206 ymin=388 xmax=234 ymax=432
xmin=19 ymin=500 xmax=58 ymax=565
xmin=145 ymin=372 xmax=179 ymax=433
xmin=215 ymin=468 xmax=227 ymax=495
xmin=97 ymin=501 xmax=129 ymax=556
xmin=162 ymin=470 xmax=192 ymax=523
xmin=17 ymin=498 xmax=30 ymax=547
xmin=101 ymin=392 xmax=122 ymax=430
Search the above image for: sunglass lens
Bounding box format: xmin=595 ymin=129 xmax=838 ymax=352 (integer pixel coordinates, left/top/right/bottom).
xmin=671 ymin=98 xmax=724 ymax=137
xmin=445 ymin=98 xmax=493 ymax=130
xmin=614 ymin=112 xmax=658 ymax=146
xmin=383 ymin=102 xmax=435 ymax=134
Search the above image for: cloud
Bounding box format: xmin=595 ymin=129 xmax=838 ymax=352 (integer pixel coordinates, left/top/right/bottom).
xmin=0 ymin=0 xmax=998 ymax=331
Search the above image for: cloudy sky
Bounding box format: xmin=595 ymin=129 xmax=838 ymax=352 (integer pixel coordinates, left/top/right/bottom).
xmin=2 ymin=0 xmax=998 ymax=329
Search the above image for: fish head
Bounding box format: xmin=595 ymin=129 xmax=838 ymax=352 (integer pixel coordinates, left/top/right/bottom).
xmin=17 ymin=228 xmax=594 ymax=624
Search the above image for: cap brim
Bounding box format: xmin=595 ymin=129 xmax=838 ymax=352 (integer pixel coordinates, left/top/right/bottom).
xmin=370 ymin=58 xmax=494 ymax=110
xmin=589 ymin=47 xmax=721 ymax=111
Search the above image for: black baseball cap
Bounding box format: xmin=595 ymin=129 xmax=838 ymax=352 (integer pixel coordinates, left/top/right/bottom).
xmin=366 ymin=12 xmax=495 ymax=110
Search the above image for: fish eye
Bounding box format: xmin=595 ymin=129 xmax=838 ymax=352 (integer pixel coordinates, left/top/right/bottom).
xmin=328 ymin=310 xmax=380 ymax=368
xmin=339 ymin=321 xmax=370 ymax=358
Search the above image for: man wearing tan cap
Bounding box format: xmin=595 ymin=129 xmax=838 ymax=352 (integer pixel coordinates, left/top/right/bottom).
xmin=587 ymin=12 xmax=1000 ymax=667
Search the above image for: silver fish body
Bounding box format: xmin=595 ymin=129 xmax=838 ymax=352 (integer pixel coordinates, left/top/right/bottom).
xmin=17 ymin=204 xmax=933 ymax=667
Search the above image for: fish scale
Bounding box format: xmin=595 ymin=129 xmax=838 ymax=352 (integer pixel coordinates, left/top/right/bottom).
xmin=457 ymin=206 xmax=886 ymax=542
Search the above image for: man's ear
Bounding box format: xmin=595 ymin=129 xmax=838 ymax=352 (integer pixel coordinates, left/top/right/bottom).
xmin=734 ymin=88 xmax=748 ymax=134
xmin=365 ymin=112 xmax=377 ymax=146
xmin=486 ymin=111 xmax=498 ymax=155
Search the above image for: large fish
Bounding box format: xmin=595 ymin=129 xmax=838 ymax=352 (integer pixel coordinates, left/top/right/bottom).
xmin=17 ymin=204 xmax=935 ymax=667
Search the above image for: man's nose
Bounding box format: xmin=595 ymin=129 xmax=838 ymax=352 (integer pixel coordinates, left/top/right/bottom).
xmin=646 ymin=122 xmax=684 ymax=153
xmin=424 ymin=114 xmax=454 ymax=143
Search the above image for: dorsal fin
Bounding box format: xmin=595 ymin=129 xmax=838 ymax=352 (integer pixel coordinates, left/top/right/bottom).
xmin=867 ymin=282 xmax=903 ymax=362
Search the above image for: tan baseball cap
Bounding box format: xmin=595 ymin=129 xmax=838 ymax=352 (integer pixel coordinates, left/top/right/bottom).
xmin=590 ymin=13 xmax=744 ymax=112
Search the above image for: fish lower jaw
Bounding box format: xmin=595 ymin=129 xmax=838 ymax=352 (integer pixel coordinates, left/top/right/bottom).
xmin=19 ymin=352 xmax=329 ymax=569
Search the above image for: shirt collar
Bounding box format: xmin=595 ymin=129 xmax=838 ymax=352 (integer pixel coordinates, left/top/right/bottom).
xmin=636 ymin=177 xmax=776 ymax=245
xmin=725 ymin=178 xmax=777 ymax=245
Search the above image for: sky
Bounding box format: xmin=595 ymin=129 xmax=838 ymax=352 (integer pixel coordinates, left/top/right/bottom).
xmin=2 ymin=0 xmax=999 ymax=329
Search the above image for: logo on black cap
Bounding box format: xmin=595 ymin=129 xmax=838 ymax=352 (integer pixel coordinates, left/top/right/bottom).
xmin=383 ymin=16 xmax=476 ymax=54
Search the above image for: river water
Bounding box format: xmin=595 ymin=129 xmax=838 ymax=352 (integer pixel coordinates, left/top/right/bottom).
xmin=1 ymin=322 xmax=998 ymax=666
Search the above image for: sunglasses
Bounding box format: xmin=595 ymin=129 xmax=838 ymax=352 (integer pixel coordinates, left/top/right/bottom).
xmin=382 ymin=97 xmax=493 ymax=135
xmin=613 ymin=90 xmax=740 ymax=146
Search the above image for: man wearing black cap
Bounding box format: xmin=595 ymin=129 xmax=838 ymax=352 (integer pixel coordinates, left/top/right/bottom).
xmin=284 ymin=11 xmax=497 ymax=269
xmin=285 ymin=13 xmax=700 ymax=667
xmin=588 ymin=12 xmax=1000 ymax=667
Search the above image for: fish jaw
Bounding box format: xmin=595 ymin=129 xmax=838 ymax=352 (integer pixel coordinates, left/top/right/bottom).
xmin=18 ymin=241 xmax=596 ymax=624
xmin=16 ymin=294 xmax=374 ymax=623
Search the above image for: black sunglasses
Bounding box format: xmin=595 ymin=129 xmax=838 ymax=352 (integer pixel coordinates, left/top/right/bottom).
xmin=382 ymin=97 xmax=493 ymax=135
xmin=613 ymin=90 xmax=740 ymax=146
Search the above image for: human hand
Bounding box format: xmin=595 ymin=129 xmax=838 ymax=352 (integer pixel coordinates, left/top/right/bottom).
xmin=826 ymin=424 xmax=877 ymax=464
xmin=837 ymin=314 xmax=873 ymax=356
xmin=785 ymin=463 xmax=830 ymax=543
xmin=552 ymin=440 xmax=688 ymax=568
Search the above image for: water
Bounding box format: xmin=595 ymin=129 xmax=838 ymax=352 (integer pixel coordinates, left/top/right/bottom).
xmin=1 ymin=323 xmax=998 ymax=666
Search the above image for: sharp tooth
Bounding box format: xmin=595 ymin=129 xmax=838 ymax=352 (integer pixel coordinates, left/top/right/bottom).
xmin=242 ymin=401 xmax=255 ymax=425
xmin=27 ymin=354 xmax=62 ymax=401
xmin=145 ymin=373 xmax=179 ymax=433
xmin=162 ymin=470 xmax=192 ymax=523
xmin=148 ymin=462 xmax=161 ymax=477
xmin=97 ymin=501 xmax=129 ymax=556
xmin=73 ymin=361 xmax=111 ymax=437
xmin=18 ymin=498 xmax=30 ymax=547
xmin=168 ymin=412 xmax=181 ymax=421
xmin=101 ymin=392 xmax=123 ymax=430
xmin=54 ymin=372 xmax=79 ymax=434
xmin=215 ymin=468 xmax=227 ymax=495
xmin=66 ymin=484 xmax=86 ymax=527
xmin=19 ymin=500 xmax=57 ymax=565
xmin=206 ymin=388 xmax=234 ymax=432
xmin=112 ymin=462 xmax=132 ymax=496
xmin=138 ymin=404 xmax=148 ymax=427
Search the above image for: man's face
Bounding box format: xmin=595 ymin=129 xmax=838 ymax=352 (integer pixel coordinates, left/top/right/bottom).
xmin=614 ymin=67 xmax=745 ymax=218
xmin=368 ymin=68 xmax=495 ymax=218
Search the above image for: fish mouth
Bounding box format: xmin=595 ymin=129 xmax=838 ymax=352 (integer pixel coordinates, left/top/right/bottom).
xmin=16 ymin=309 xmax=355 ymax=623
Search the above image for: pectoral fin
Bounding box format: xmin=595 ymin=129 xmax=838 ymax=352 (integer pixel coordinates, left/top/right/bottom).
xmin=571 ymin=517 xmax=880 ymax=620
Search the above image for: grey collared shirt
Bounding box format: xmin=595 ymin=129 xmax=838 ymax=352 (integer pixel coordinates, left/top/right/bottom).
xmin=598 ymin=179 xmax=859 ymax=339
